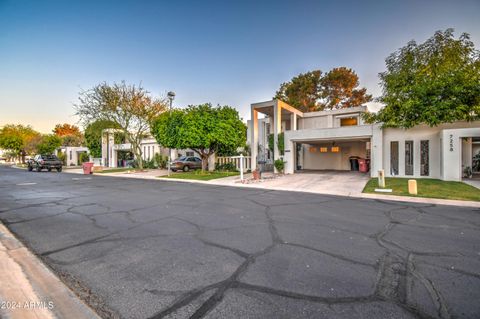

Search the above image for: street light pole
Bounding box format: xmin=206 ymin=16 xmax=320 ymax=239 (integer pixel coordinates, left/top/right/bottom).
xmin=167 ymin=91 xmax=175 ymax=177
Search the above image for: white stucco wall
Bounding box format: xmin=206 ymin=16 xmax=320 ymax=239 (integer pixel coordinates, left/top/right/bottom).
xmin=383 ymin=122 xmax=480 ymax=180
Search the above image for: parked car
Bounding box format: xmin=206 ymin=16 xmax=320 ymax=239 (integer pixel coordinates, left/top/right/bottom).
xmin=28 ymin=154 xmax=63 ymax=172
xmin=171 ymin=156 xmax=202 ymax=172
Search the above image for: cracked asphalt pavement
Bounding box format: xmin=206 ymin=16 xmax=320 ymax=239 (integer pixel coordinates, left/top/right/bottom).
xmin=0 ymin=165 xmax=479 ymax=319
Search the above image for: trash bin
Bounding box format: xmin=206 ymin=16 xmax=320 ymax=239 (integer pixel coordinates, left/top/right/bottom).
xmin=349 ymin=156 xmax=360 ymax=171
xmin=358 ymin=158 xmax=370 ymax=173
xmin=82 ymin=162 xmax=94 ymax=175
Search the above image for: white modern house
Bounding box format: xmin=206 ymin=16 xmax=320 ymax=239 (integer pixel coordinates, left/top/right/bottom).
xmin=248 ymin=99 xmax=480 ymax=181
xmin=57 ymin=146 xmax=90 ymax=166
xmin=100 ymin=129 xmax=214 ymax=169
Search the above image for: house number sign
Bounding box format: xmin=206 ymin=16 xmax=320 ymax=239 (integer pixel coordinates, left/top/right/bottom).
xmin=449 ymin=134 xmax=454 ymax=152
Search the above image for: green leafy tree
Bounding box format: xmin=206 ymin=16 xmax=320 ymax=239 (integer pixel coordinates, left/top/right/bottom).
xmin=36 ymin=135 xmax=62 ymax=154
xmin=0 ymin=124 xmax=41 ymax=162
xmin=151 ymin=104 xmax=246 ymax=171
xmin=84 ymin=120 xmax=121 ymax=158
xmin=274 ymin=70 xmax=322 ymax=112
xmin=75 ymin=81 xmax=167 ymax=169
xmin=365 ymin=29 xmax=480 ymax=128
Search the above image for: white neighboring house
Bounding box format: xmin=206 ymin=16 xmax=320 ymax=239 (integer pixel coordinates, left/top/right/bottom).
xmin=57 ymin=146 xmax=90 ymax=166
xmin=248 ymin=99 xmax=480 ymax=181
xmin=100 ymin=129 xmax=215 ymax=169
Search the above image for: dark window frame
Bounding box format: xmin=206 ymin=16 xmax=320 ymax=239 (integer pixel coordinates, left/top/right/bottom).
xmin=405 ymin=140 xmax=414 ymax=176
xmin=420 ymin=140 xmax=429 ymax=176
xmin=390 ymin=141 xmax=399 ymax=175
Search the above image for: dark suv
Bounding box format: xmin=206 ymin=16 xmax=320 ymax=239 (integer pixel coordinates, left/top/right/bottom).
xmin=171 ymin=156 xmax=202 ymax=172
xmin=28 ymin=154 xmax=63 ymax=172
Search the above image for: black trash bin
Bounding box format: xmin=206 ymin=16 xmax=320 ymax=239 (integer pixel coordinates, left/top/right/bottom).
xmin=349 ymin=156 xmax=360 ymax=171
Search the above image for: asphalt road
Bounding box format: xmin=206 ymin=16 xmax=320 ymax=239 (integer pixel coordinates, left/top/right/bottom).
xmin=0 ymin=165 xmax=479 ymax=319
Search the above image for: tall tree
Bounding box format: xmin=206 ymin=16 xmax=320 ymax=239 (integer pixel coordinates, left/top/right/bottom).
xmin=75 ymin=82 xmax=167 ymax=169
xmin=53 ymin=123 xmax=84 ymax=146
xmin=53 ymin=123 xmax=82 ymax=137
xmin=0 ymin=124 xmax=40 ymax=162
xmin=151 ymin=104 xmax=246 ymax=171
xmin=274 ymin=70 xmax=322 ymax=112
xmin=319 ymin=67 xmax=372 ymax=109
xmin=274 ymin=68 xmax=372 ymax=112
xmin=365 ymin=29 xmax=480 ymax=128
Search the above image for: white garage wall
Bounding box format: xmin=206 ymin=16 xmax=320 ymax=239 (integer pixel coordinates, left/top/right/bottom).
xmin=302 ymin=141 xmax=367 ymax=170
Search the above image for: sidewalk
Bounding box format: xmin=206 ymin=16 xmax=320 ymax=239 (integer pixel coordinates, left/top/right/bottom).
xmin=0 ymin=223 xmax=101 ymax=319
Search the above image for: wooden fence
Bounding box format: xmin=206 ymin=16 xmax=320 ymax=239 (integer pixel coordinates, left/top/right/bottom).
xmin=215 ymin=156 xmax=252 ymax=171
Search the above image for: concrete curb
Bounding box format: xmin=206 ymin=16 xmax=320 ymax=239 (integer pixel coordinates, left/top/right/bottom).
xmin=65 ymin=170 xmax=480 ymax=208
xmin=0 ymin=223 xmax=101 ymax=319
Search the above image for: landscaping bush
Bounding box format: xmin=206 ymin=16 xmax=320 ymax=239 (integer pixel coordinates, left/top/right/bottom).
xmin=274 ymin=159 xmax=285 ymax=173
xmin=215 ymin=162 xmax=237 ymax=172
xmin=154 ymin=153 xmax=167 ymax=169
xmin=57 ymin=151 xmax=66 ymax=165
xmin=79 ymin=152 xmax=90 ymax=164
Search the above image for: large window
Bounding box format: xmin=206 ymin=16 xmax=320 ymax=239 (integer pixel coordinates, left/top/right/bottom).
xmin=420 ymin=140 xmax=429 ymax=176
xmin=390 ymin=141 xmax=399 ymax=175
xmin=340 ymin=117 xmax=358 ymax=127
xmin=405 ymin=141 xmax=414 ymax=175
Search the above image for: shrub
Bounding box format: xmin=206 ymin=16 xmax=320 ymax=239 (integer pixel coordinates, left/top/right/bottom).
xmin=154 ymin=153 xmax=167 ymax=169
xmin=274 ymin=159 xmax=285 ymax=173
xmin=79 ymin=152 xmax=90 ymax=164
xmin=57 ymin=151 xmax=66 ymax=165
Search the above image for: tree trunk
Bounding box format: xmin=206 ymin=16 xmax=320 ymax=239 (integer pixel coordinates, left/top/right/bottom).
xmin=201 ymin=154 xmax=208 ymax=172
xmin=132 ymin=143 xmax=143 ymax=170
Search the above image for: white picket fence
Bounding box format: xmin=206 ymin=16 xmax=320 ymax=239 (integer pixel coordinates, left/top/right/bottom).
xmin=216 ymin=156 xmax=251 ymax=171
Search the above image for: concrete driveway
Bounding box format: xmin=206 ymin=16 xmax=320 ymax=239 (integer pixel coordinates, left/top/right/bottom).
xmin=1 ymin=165 xmax=479 ymax=319
xmin=244 ymin=170 xmax=370 ymax=196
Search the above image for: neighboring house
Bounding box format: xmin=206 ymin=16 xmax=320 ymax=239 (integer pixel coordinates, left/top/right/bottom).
xmin=100 ymin=129 xmax=212 ymax=168
xmin=248 ymin=99 xmax=480 ymax=181
xmin=57 ymin=146 xmax=89 ymax=166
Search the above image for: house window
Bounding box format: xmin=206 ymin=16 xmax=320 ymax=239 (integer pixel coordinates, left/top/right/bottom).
xmin=143 ymin=146 xmax=146 ymax=159
xmin=186 ymin=151 xmax=194 ymax=156
xmin=340 ymin=117 xmax=358 ymax=127
xmin=390 ymin=141 xmax=399 ymax=175
xmin=420 ymin=140 xmax=429 ymax=176
xmin=69 ymin=151 xmax=72 ymax=160
xmin=405 ymin=141 xmax=414 ymax=175
xmin=309 ymin=147 xmax=317 ymax=153
xmin=331 ymin=146 xmax=340 ymax=153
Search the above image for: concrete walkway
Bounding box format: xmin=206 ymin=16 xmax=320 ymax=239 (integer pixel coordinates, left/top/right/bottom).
xmin=0 ymin=223 xmax=100 ymax=319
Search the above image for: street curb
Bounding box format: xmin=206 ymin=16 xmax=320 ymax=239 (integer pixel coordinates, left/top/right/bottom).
xmin=70 ymin=170 xmax=480 ymax=208
xmin=0 ymin=222 xmax=101 ymax=319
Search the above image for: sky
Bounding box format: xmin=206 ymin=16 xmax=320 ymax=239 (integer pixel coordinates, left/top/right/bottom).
xmin=0 ymin=0 xmax=479 ymax=133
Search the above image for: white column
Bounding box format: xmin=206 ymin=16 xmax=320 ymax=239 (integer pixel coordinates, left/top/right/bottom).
xmin=273 ymin=101 xmax=282 ymax=173
xmin=370 ymin=123 xmax=383 ymax=178
xmin=251 ymin=108 xmax=259 ymax=171
xmin=290 ymin=113 xmax=297 ymax=131
xmin=108 ymin=134 xmax=115 ymax=167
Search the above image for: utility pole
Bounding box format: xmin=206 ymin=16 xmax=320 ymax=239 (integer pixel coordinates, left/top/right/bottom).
xmin=167 ymin=91 xmax=175 ymax=176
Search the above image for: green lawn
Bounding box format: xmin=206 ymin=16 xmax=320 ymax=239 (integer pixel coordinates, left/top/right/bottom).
xmin=97 ymin=168 xmax=141 ymax=174
xmin=363 ymin=177 xmax=480 ymax=201
xmin=159 ymin=170 xmax=239 ymax=181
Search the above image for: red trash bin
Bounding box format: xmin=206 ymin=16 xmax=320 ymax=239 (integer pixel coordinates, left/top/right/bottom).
xmin=358 ymin=158 xmax=369 ymax=173
xmin=82 ymin=162 xmax=94 ymax=174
